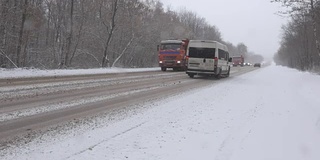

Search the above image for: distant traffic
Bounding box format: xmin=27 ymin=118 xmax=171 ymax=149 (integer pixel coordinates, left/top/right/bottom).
xmin=157 ymin=39 xmax=261 ymax=78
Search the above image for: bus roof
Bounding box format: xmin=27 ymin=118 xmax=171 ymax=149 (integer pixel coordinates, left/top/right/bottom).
xmin=188 ymin=40 xmax=228 ymax=51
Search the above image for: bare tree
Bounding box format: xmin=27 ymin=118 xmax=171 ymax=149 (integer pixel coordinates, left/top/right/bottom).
xmin=0 ymin=0 xmax=10 ymax=67
xmin=273 ymin=0 xmax=320 ymax=56
xmin=16 ymin=0 xmax=28 ymax=67
xmin=68 ymin=0 xmax=86 ymax=66
xmin=100 ymin=0 xmax=119 ymax=67
xmin=111 ymin=0 xmax=139 ymax=67
xmin=63 ymin=0 xmax=74 ymax=67
xmin=237 ymin=43 xmax=248 ymax=57
xmin=0 ymin=0 xmax=251 ymax=70
xmin=273 ymin=0 xmax=320 ymax=72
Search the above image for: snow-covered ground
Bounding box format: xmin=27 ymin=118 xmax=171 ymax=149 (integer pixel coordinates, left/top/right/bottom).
xmin=0 ymin=67 xmax=159 ymax=79
xmin=2 ymin=64 xmax=320 ymax=160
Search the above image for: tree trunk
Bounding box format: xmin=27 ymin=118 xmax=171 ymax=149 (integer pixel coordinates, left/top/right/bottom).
xmin=16 ymin=0 xmax=28 ymax=67
xmin=0 ymin=0 xmax=9 ymax=67
xmin=64 ymin=0 xmax=74 ymax=67
xmin=22 ymin=31 xmax=30 ymax=67
xmin=112 ymin=35 xmax=135 ymax=67
xmin=101 ymin=0 xmax=118 ymax=67
xmin=69 ymin=0 xmax=85 ymax=66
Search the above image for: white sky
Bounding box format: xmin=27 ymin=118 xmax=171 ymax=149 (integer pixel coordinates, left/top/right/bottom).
xmin=160 ymin=0 xmax=286 ymax=59
xmin=2 ymin=65 xmax=320 ymax=159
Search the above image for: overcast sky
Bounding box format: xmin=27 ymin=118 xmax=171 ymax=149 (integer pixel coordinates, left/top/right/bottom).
xmin=160 ymin=0 xmax=287 ymax=59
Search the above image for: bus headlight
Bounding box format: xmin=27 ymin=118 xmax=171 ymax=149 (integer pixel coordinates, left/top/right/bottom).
xmin=177 ymin=61 xmax=181 ymax=64
xmin=159 ymin=61 xmax=163 ymax=64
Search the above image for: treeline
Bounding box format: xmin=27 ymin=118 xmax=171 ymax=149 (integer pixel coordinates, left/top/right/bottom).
xmin=0 ymin=0 xmax=250 ymax=69
xmin=273 ymin=0 xmax=320 ymax=73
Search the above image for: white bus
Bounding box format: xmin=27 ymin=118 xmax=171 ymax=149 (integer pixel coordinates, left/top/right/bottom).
xmin=186 ymin=40 xmax=232 ymax=78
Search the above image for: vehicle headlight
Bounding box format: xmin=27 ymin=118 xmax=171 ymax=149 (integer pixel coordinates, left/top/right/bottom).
xmin=159 ymin=61 xmax=163 ymax=64
xmin=177 ymin=61 xmax=181 ymax=64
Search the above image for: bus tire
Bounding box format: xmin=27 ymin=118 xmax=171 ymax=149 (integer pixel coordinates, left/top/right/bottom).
xmin=188 ymin=73 xmax=194 ymax=78
xmin=225 ymin=67 xmax=230 ymax=77
xmin=161 ymin=67 xmax=167 ymax=71
xmin=215 ymin=68 xmax=222 ymax=79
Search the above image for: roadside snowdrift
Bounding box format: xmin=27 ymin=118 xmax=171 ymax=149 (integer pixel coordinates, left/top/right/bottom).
xmin=0 ymin=67 xmax=158 ymax=79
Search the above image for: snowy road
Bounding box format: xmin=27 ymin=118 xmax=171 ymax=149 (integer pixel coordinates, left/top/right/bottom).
xmin=2 ymin=65 xmax=319 ymax=160
xmin=0 ymin=67 xmax=256 ymax=148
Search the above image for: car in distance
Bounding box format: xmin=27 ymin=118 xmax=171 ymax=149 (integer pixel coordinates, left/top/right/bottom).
xmin=253 ymin=63 xmax=261 ymax=67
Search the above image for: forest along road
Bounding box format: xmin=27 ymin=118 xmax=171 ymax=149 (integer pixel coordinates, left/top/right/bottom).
xmin=0 ymin=66 xmax=257 ymax=147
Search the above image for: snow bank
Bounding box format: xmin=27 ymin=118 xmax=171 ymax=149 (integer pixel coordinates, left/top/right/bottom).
xmin=0 ymin=67 xmax=159 ymax=79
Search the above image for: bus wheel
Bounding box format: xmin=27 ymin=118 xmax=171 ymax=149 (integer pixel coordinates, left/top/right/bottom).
xmin=161 ymin=67 xmax=167 ymax=71
xmin=215 ymin=69 xmax=222 ymax=79
xmin=188 ymin=73 xmax=194 ymax=78
xmin=225 ymin=67 xmax=230 ymax=77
